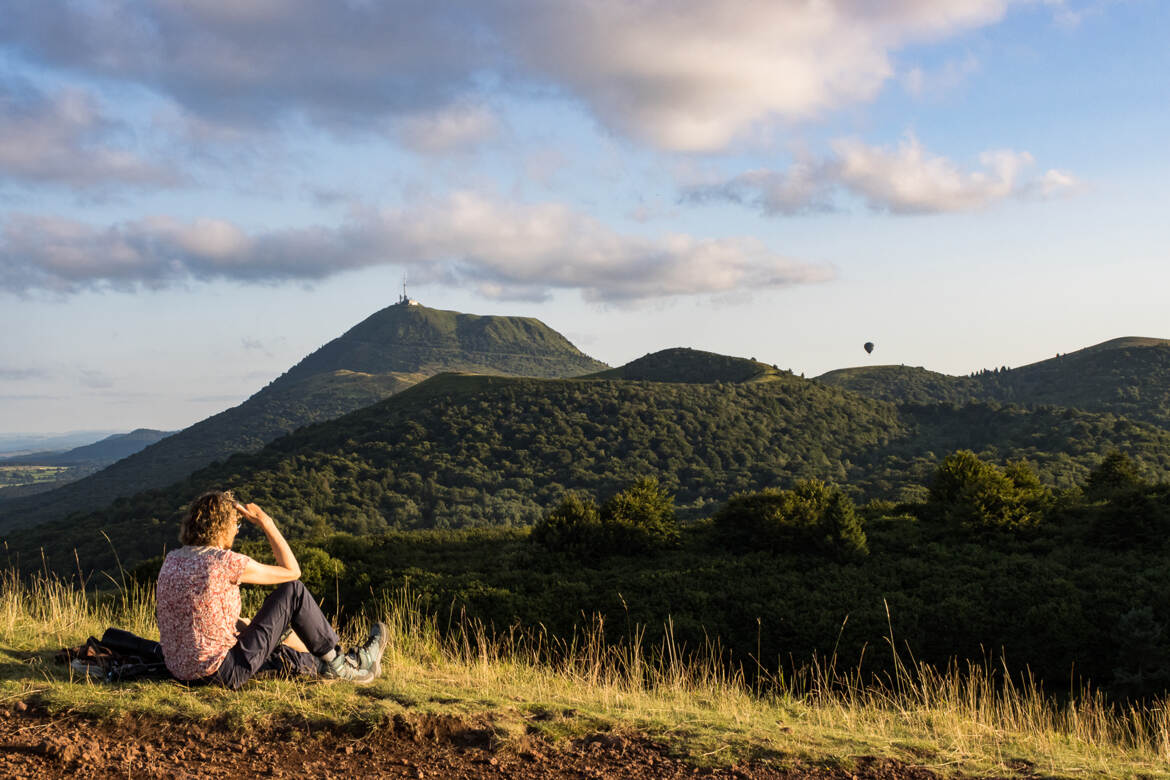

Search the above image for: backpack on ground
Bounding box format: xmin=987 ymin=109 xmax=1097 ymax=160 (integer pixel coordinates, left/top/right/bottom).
xmin=56 ymin=627 xmax=172 ymax=682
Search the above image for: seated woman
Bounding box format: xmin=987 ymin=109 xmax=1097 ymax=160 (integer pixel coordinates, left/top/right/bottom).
xmin=156 ymin=490 xmax=386 ymax=689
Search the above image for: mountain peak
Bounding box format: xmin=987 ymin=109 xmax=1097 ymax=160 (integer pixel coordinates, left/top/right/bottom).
xmin=1070 ymin=336 xmax=1170 ymax=356
xmin=815 ymin=364 xmax=979 ymax=405
xmin=278 ymin=303 xmax=606 ymax=385
xmin=0 ymin=304 xmax=606 ymax=531
xmin=589 ymin=347 xmax=786 ymax=384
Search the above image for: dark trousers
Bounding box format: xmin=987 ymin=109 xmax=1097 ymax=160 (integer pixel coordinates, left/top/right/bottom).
xmin=215 ymin=580 xmax=339 ymax=690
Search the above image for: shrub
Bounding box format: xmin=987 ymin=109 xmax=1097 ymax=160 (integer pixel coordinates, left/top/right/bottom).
xmin=599 ymin=477 xmax=680 ymax=553
xmin=1085 ymin=451 xmax=1146 ymax=501
xmin=1003 ymin=459 xmax=1055 ymax=513
xmin=712 ymin=480 xmax=867 ymax=559
xmin=1088 ymin=483 xmax=1170 ymax=550
xmin=294 ymin=546 xmax=347 ymax=597
xmin=529 ymin=492 xmax=604 ymax=557
xmin=1110 ymin=606 xmax=1170 ymax=699
xmin=530 ymin=478 xmax=680 ymax=558
xmin=927 ymin=450 xmax=1049 ymax=530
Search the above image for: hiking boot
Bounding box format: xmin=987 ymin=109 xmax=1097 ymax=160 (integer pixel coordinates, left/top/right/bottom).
xmin=354 ymin=620 xmax=389 ymax=677
xmin=319 ymin=651 xmax=377 ymax=685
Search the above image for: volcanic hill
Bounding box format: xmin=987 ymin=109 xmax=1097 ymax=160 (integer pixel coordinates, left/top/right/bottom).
xmin=0 ymin=303 xmax=607 ymax=531
xmin=816 ymin=337 xmax=1170 ymax=428
xmin=586 ymin=347 xmax=787 ymax=384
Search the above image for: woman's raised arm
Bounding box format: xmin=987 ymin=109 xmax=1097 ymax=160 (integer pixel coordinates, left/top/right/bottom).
xmin=236 ymin=502 xmax=301 ymax=585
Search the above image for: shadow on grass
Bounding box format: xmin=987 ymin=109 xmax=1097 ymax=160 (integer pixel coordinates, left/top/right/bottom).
xmin=0 ymin=645 xmax=58 ymax=678
xmin=355 ymin=687 xmax=417 ymax=707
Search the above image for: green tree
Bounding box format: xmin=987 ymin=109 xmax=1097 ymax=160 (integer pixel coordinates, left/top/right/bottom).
xmin=529 ymin=492 xmax=603 ymax=557
xmin=294 ymin=546 xmax=347 ymax=599
xmin=1085 ymin=451 xmax=1146 ymax=501
xmin=712 ymin=480 xmax=867 ymax=558
xmin=1003 ymin=459 xmax=1054 ymax=513
xmin=1110 ymin=607 xmax=1170 ymax=699
xmin=530 ymin=478 xmax=679 ymax=558
xmin=599 ymin=476 xmax=680 ymax=553
xmin=927 ymin=450 xmax=1043 ymax=530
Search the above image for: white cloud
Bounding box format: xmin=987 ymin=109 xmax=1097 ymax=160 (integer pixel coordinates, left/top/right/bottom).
xmin=684 ymin=157 xmax=838 ymax=216
xmin=0 ymin=79 xmax=180 ymax=187
xmin=0 ymin=368 xmax=45 ymax=381
xmin=1043 ymin=0 xmax=1109 ymax=29
xmin=901 ymin=54 xmax=980 ymax=98
xmin=834 ymin=136 xmax=1034 ymax=213
xmin=1033 ymin=168 xmax=1079 ymax=197
xmin=0 ymin=193 xmax=833 ymax=300
xmin=521 ymin=148 xmax=570 ymax=188
xmin=626 ymin=201 xmax=680 ymax=223
xmin=0 ymin=0 xmax=1026 ymax=152
xmin=494 ymin=0 xmax=1014 ymax=150
xmin=687 ymin=135 xmax=1078 ymax=215
xmin=393 ymin=103 xmax=502 ymax=155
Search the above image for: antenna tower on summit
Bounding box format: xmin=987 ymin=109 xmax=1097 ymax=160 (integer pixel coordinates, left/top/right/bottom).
xmin=398 ymin=273 xmax=419 ymax=306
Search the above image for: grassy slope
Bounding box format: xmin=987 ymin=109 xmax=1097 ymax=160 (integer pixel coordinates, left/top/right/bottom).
xmin=281 ymin=305 xmax=606 ymax=383
xmin=210 ymin=499 xmax=1170 ymax=701
xmin=2 ymin=572 xmax=1167 ymax=777
xmin=586 ymin=347 xmax=787 ymax=384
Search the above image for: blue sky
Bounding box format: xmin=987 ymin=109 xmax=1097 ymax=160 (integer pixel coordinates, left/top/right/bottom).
xmin=1 ymin=0 xmax=1167 ymax=434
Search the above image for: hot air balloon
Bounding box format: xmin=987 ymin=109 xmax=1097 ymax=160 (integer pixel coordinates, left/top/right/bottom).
xmin=864 ymin=342 xmax=874 ymax=354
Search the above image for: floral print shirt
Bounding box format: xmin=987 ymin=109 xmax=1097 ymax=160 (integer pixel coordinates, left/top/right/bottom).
xmin=156 ymin=546 xmax=251 ymax=680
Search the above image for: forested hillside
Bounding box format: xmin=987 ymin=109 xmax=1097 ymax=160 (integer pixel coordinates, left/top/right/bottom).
xmin=976 ymin=339 xmax=1170 ymax=425
xmin=817 ymin=338 xmax=1170 ymax=428
xmin=814 ymin=365 xmax=981 ymax=404
xmin=12 ymin=364 xmax=1170 ymax=577
xmin=0 ymin=304 xmax=606 ymax=531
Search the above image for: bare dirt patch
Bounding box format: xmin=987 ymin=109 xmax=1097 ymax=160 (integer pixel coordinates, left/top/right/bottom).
xmin=0 ymin=701 xmax=951 ymax=779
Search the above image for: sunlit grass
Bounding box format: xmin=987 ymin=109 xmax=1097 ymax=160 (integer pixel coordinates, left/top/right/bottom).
xmin=1 ymin=569 xmax=1168 ymax=777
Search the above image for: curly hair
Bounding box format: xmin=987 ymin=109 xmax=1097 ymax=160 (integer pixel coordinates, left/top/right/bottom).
xmin=180 ymin=490 xmax=240 ymax=547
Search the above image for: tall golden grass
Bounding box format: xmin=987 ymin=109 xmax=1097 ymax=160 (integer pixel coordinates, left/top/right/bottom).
xmin=2 ymin=568 xmax=1168 ymax=775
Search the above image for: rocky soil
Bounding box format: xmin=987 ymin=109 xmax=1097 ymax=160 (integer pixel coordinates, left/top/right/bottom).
xmin=0 ymin=702 xmax=955 ymax=779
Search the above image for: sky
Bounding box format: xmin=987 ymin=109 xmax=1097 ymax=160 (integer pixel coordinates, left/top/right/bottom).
xmin=1 ymin=0 xmax=1167 ymax=435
